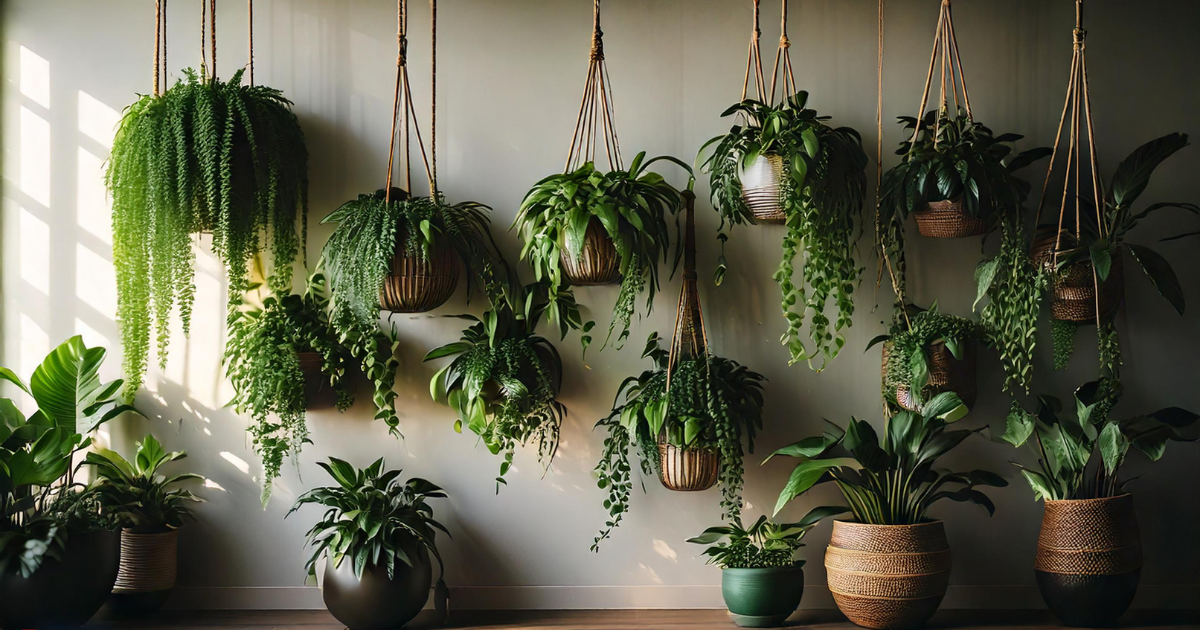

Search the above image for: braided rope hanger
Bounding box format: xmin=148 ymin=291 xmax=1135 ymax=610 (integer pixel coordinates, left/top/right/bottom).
xmin=873 ymin=0 xmax=912 ymax=324
xmin=740 ymin=0 xmax=767 ymax=103
xmin=565 ymin=0 xmax=623 ymax=173
xmin=384 ymin=0 xmax=435 ymax=202
xmin=908 ymin=0 xmax=973 ymax=152
xmin=152 ymin=0 xmax=168 ymax=96
xmin=665 ymin=191 xmax=709 ymax=395
xmin=768 ymin=0 xmax=797 ymax=105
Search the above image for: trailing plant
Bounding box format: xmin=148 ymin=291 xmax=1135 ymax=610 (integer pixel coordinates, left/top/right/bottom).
xmin=591 ymin=334 xmax=766 ymax=550
xmin=513 ymin=152 xmax=687 ymax=351
xmin=84 ymin=434 xmax=203 ymax=532
xmin=766 ymin=392 xmax=1006 ymax=525
xmin=867 ymin=304 xmax=983 ymax=411
xmin=699 ymin=94 xmax=869 ymax=370
xmin=975 ymin=223 xmax=1048 ymax=393
xmin=287 ymin=457 xmax=448 ymax=586
xmin=107 ymin=67 xmax=309 ymax=401
xmin=686 ymin=510 xmax=847 ymax=570
xmin=1051 ymin=320 xmax=1076 ymax=371
xmin=1003 ymin=379 xmax=1199 ymax=501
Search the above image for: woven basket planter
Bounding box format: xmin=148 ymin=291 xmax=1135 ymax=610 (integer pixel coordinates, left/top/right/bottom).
xmin=657 ymin=441 xmax=719 ymax=492
xmin=380 ymin=237 xmax=461 ymax=313
xmin=1035 ymin=495 xmax=1141 ymax=628
xmin=109 ymin=529 xmax=179 ymax=614
xmin=1032 ymin=231 xmax=1125 ymax=323
xmin=882 ymin=341 xmax=978 ymax=413
xmin=913 ymin=198 xmax=987 ymax=239
xmin=560 ymin=217 xmax=621 ymax=285
xmin=825 ymin=520 xmax=951 ymax=630
xmin=740 ymin=153 xmax=787 ymax=223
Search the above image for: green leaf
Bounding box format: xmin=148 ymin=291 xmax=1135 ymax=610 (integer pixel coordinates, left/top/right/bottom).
xmin=1019 ymin=468 xmax=1059 ymax=502
xmin=1109 ymin=132 xmax=1189 ymax=209
xmin=1089 ymin=243 xmax=1112 ymax=281
xmin=773 ymin=457 xmax=860 ymax=516
xmin=1001 ymin=407 xmax=1035 ymax=447
xmin=1098 ymin=422 xmax=1127 ymax=477
xmin=973 ymin=258 xmax=1000 ymax=311
xmin=1126 ymin=243 xmax=1185 ymax=316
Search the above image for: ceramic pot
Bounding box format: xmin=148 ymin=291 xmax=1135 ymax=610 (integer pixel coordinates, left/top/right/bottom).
xmin=0 ymin=529 xmax=121 ymax=629
xmin=721 ymin=565 xmax=805 ymax=627
xmin=560 ymin=217 xmax=621 ymax=285
xmin=739 ymin=153 xmax=786 ymax=223
xmin=322 ymin=548 xmax=432 ymax=630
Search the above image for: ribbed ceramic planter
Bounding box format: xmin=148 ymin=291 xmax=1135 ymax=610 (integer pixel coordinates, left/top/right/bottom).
xmin=825 ymin=521 xmax=951 ymax=630
xmin=0 ymin=529 xmax=121 ymax=629
xmin=108 ymin=529 xmax=179 ymax=614
xmin=657 ymin=441 xmax=719 ymax=492
xmin=323 ymin=549 xmax=432 ymax=630
xmin=739 ymin=153 xmax=786 ymax=223
xmin=381 ymin=237 xmax=461 ymax=313
xmin=1035 ymin=495 xmax=1141 ymax=628
xmin=560 ymin=217 xmax=621 ymax=285
xmin=1031 ymin=231 xmax=1125 ymax=323
xmin=913 ymin=198 xmax=987 ymax=238
xmin=883 ymin=340 xmax=978 ymax=412
xmin=722 ymin=565 xmax=805 ymax=628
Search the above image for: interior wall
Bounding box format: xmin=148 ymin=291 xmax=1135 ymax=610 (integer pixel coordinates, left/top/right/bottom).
xmin=3 ymin=0 xmax=1198 ymax=610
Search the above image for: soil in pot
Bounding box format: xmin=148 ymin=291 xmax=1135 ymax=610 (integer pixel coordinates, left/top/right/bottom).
xmin=739 ymin=153 xmax=786 ymax=223
xmin=722 ymin=565 xmax=805 ymax=628
xmin=912 ymin=197 xmax=988 ymax=238
xmin=824 ymin=520 xmax=951 ymax=630
xmin=657 ymin=440 xmax=719 ymax=492
xmin=381 ymin=234 xmax=461 ymax=314
xmin=560 ymin=217 xmax=621 ymax=285
xmin=0 ymin=529 xmax=121 ymax=629
xmin=323 ymin=548 xmax=432 ymax=630
xmin=1035 ymin=495 xmax=1141 ymax=628
xmin=107 ymin=528 xmax=180 ymax=615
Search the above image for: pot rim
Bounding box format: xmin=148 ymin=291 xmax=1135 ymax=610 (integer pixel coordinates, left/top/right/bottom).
xmin=721 ymin=564 xmax=804 ymax=575
xmin=831 ymin=518 xmax=944 ymax=530
xmin=1044 ymin=493 xmax=1133 ymax=506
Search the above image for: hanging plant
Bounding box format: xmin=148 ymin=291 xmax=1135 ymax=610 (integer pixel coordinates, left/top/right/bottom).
xmin=869 ymin=303 xmax=982 ymax=413
xmin=972 ymin=221 xmax=1048 ymax=395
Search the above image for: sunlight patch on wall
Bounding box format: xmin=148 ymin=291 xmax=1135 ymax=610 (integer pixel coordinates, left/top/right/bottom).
xmin=219 ymin=451 xmax=251 ymax=475
xmin=18 ymin=206 xmax=49 ymax=296
xmin=78 ymin=90 xmax=118 ymax=147
xmin=18 ymin=313 xmax=48 ymax=382
xmin=76 ymin=243 xmax=116 ymax=320
xmin=76 ymin=146 xmax=111 ymax=243
xmin=19 ymin=107 xmax=51 ymax=208
xmin=74 ymin=317 xmax=110 ymax=351
xmin=19 ymin=46 xmax=50 ymax=109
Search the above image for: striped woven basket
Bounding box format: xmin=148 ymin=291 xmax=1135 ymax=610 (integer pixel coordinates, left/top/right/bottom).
xmin=882 ymin=341 xmax=978 ymax=413
xmin=825 ymin=520 xmax=951 ymax=630
xmin=560 ymin=217 xmax=621 ymax=285
xmin=1031 ymin=231 xmax=1125 ymax=323
xmin=913 ymin=198 xmax=988 ymax=239
xmin=657 ymin=440 xmax=719 ymax=492
xmin=381 ymin=238 xmax=461 ymax=313
xmin=114 ymin=529 xmax=178 ymax=596
xmin=739 ymin=153 xmax=786 ymax=223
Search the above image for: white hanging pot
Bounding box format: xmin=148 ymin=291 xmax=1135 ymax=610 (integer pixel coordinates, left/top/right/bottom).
xmin=739 ymin=154 xmax=786 ymax=223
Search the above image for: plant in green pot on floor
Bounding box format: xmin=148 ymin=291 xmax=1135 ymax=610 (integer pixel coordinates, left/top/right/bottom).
xmin=687 ymin=510 xmax=847 ymax=628
xmin=84 ymin=434 xmax=203 ymax=614
xmin=766 ymin=392 xmax=1006 ymax=630
xmin=1002 ymin=379 xmax=1199 ymax=627
xmin=867 ymin=303 xmax=984 ymax=414
xmin=0 ymin=336 xmax=136 ymax=629
xmin=288 ymin=457 xmax=449 ymax=630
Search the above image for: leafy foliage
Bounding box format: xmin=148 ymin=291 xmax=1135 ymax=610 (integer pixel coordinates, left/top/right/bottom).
xmin=107 ymin=68 xmax=308 ymax=401
xmin=84 ymin=434 xmax=203 ymax=532
xmin=975 ymin=226 xmax=1048 ymax=393
xmin=1003 ymin=379 xmax=1199 ymax=500
xmin=1051 ymin=320 xmax=1076 ymax=371
xmin=591 ymin=334 xmax=766 ymax=550
xmin=766 ymin=392 xmax=1005 ymax=525
xmin=513 ymin=153 xmax=686 ymax=350
xmin=288 ymin=457 xmax=448 ymax=584
xmin=686 ymin=510 xmax=846 ymax=569
xmin=699 ymin=95 xmax=868 ymax=369
xmin=869 ymin=304 xmax=982 ymax=410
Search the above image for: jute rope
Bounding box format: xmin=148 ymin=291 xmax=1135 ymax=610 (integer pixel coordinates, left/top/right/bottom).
xmin=665 ymin=191 xmax=710 ymax=396
xmin=565 ymin=0 xmax=623 ymax=173
xmin=871 ymin=0 xmax=911 ymax=329
xmin=907 ymin=0 xmax=973 ymax=152
xmin=248 ymin=0 xmax=254 ymax=85
xmin=384 ymin=0 xmax=435 ymax=203
xmin=199 ymin=0 xmax=218 ymax=80
xmin=152 ymin=0 xmax=167 ymax=96
xmin=768 ymin=0 xmax=797 ymax=105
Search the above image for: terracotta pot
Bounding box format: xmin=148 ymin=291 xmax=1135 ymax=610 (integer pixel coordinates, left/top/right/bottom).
xmin=722 ymin=565 xmax=805 ymax=627
xmin=560 ymin=217 xmax=621 ymax=285
xmin=1032 ymin=230 xmax=1125 ymax=323
xmin=825 ymin=520 xmax=951 ymax=630
xmin=739 ymin=153 xmax=786 ymax=223
xmin=380 ymin=236 xmax=461 ymax=313
xmin=882 ymin=340 xmax=978 ymax=412
xmin=323 ymin=548 xmax=432 ymax=630
xmin=657 ymin=441 xmax=719 ymax=492
xmin=108 ymin=528 xmax=179 ymax=615
xmin=0 ymin=529 xmax=121 ymax=629
xmin=913 ymin=197 xmax=988 ymax=238
xmin=1035 ymin=495 xmax=1141 ymax=628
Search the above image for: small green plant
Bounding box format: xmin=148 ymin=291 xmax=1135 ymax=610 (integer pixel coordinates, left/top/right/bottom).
xmin=1002 ymin=379 xmax=1199 ymax=501
xmin=107 ymin=68 xmax=309 ymax=401
xmin=868 ymin=304 xmax=982 ymax=410
xmin=766 ymin=392 xmax=1005 ymax=524
xmin=686 ymin=510 xmax=846 ymax=569
xmin=84 ymin=434 xmax=203 ymax=532
xmin=591 ymin=334 xmax=766 ymax=550
xmin=287 ymin=457 xmax=448 ymax=585
xmin=974 ymin=224 xmax=1048 ymax=394
xmin=699 ymin=94 xmax=869 ymax=370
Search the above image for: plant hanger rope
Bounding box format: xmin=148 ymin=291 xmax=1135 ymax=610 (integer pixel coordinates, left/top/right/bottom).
xmin=666 ymin=191 xmax=709 ymax=395
xmin=565 ymin=0 xmax=623 ymax=173
xmin=908 ymin=0 xmax=973 ymax=151
xmin=384 ymin=0 xmax=435 ymax=202
xmin=199 ymin=0 xmax=217 ymax=80
xmin=152 ymin=0 xmax=168 ymax=96
xmin=247 ymin=0 xmax=254 ymax=85
xmin=873 ymin=0 xmax=912 ymax=326
xmin=741 ymin=0 xmax=767 ymax=103
xmin=768 ymin=0 xmax=797 ymax=105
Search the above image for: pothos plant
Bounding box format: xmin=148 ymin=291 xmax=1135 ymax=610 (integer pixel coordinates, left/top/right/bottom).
xmin=224 ymin=271 xmax=400 ymax=505
xmin=591 ymin=334 xmax=766 ymax=551
xmin=107 ymin=67 xmax=308 ymax=401
xmin=973 ymin=218 xmax=1048 ymax=394
xmin=867 ymin=303 xmax=984 ymax=412
xmin=699 ymin=93 xmax=869 ymax=370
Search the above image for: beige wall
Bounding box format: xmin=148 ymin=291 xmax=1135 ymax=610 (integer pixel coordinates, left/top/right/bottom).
xmin=3 ymin=0 xmax=1198 ymax=610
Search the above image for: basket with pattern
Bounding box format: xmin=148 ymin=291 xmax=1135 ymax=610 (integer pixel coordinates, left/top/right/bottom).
xmin=913 ymin=198 xmax=988 ymax=238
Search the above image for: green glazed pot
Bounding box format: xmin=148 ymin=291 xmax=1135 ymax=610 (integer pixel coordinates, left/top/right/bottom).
xmin=721 ymin=565 xmax=805 ymax=628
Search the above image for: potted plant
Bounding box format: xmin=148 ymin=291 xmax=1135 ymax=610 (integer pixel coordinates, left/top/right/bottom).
xmin=0 ymin=337 xmax=135 ymax=628
xmin=868 ymin=304 xmax=983 ymax=413
xmin=591 ymin=333 xmax=766 ymax=550
xmin=107 ymin=66 xmax=309 ymax=402
xmin=687 ymin=511 xmax=846 ymax=628
xmin=84 ymin=434 xmax=203 ymax=614
xmin=699 ymin=94 xmax=868 ymax=369
xmin=287 ymin=457 xmax=448 ymax=630
xmin=766 ymin=392 xmax=1005 ymax=630
xmin=225 ymin=271 xmax=402 ymax=504
xmin=1002 ymin=379 xmax=1198 ymax=627
xmin=514 ymin=152 xmax=687 ymax=350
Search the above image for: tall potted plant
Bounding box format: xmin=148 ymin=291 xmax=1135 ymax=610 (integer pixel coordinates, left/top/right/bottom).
xmin=766 ymin=393 xmax=1005 ymax=630
xmin=1002 ymin=380 xmax=1199 ymax=627
xmin=288 ymin=457 xmax=448 ymax=630
xmin=84 ymin=434 xmax=203 ymax=614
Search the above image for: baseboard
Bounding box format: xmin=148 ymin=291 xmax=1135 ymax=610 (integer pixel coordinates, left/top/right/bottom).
xmin=166 ymin=583 xmax=1200 ymax=611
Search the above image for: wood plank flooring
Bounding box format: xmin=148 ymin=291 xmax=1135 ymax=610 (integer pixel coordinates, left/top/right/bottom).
xmin=87 ymin=609 xmax=1200 ymax=629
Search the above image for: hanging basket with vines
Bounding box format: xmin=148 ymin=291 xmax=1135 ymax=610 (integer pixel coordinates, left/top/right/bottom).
xmin=699 ymin=0 xmax=868 ymax=371
xmin=107 ymin=0 xmax=309 ymax=401
xmin=513 ymin=0 xmax=688 ymax=353
xmin=870 ymin=303 xmax=982 ymax=414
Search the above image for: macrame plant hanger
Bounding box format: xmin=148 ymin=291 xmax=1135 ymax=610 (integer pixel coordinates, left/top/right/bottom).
xmin=1034 ymin=0 xmax=1106 ymax=328
xmin=566 ymin=0 xmax=622 ymax=174
xmin=199 ymin=0 xmax=217 ymax=82
xmin=909 ymin=0 xmax=973 ymax=157
xmin=768 ymin=0 xmax=797 ymax=106
xmin=384 ymin=0 xmax=435 ymax=203
xmin=741 ymin=0 xmax=767 ymax=105
xmin=665 ymin=191 xmax=708 ymax=396
xmin=152 ymin=0 xmax=168 ymax=96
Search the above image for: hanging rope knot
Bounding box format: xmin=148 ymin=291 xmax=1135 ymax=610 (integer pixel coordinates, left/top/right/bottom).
xmin=683 ymin=271 xmax=698 ymax=281
xmin=1073 ymin=27 xmax=1086 ymax=47
xmin=397 ymin=37 xmax=407 ymax=66
xmin=590 ymin=28 xmax=605 ymax=61
xmin=779 ymin=34 xmax=790 ymax=49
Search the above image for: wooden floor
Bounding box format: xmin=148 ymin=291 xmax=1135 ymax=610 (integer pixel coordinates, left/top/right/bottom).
xmin=88 ymin=609 xmax=1200 ymax=629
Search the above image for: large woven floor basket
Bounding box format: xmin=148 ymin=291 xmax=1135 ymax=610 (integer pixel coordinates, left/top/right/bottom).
xmin=1035 ymin=495 xmax=1141 ymax=628
xmin=825 ymin=520 xmax=951 ymax=630
xmin=657 ymin=441 xmax=719 ymax=492
xmin=111 ymin=529 xmax=179 ymax=613
xmin=913 ymin=198 xmax=988 ymax=238
xmin=739 ymin=153 xmax=786 ymax=223
xmin=1031 ymin=231 xmax=1125 ymax=323
xmin=560 ymin=217 xmax=621 ymax=285
xmin=381 ymin=239 xmax=461 ymax=313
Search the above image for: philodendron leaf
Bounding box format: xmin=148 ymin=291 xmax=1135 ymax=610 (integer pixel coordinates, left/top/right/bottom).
xmin=1098 ymin=422 xmax=1128 ymax=477
xmin=973 ymin=258 xmax=1000 ymax=311
xmin=1127 ymin=243 xmax=1185 ymax=315
xmin=1018 ymin=468 xmax=1059 ymax=502
xmin=1001 ymin=406 xmax=1035 ymax=447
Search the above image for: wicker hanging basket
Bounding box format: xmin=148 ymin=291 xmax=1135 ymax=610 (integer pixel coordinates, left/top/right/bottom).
xmin=110 ymin=529 xmax=179 ymax=613
xmin=657 ymin=439 xmax=720 ymax=492
xmin=1035 ymin=495 xmax=1141 ymax=627
xmin=381 ymin=235 xmax=461 ymax=314
xmin=825 ymin=520 xmax=951 ymax=630
xmin=740 ymin=153 xmax=787 ymax=223
xmin=560 ymin=217 xmax=621 ymax=285
xmin=883 ymin=340 xmax=978 ymax=412
xmin=913 ymin=198 xmax=988 ymax=239
xmin=1032 ymin=230 xmax=1124 ymax=323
